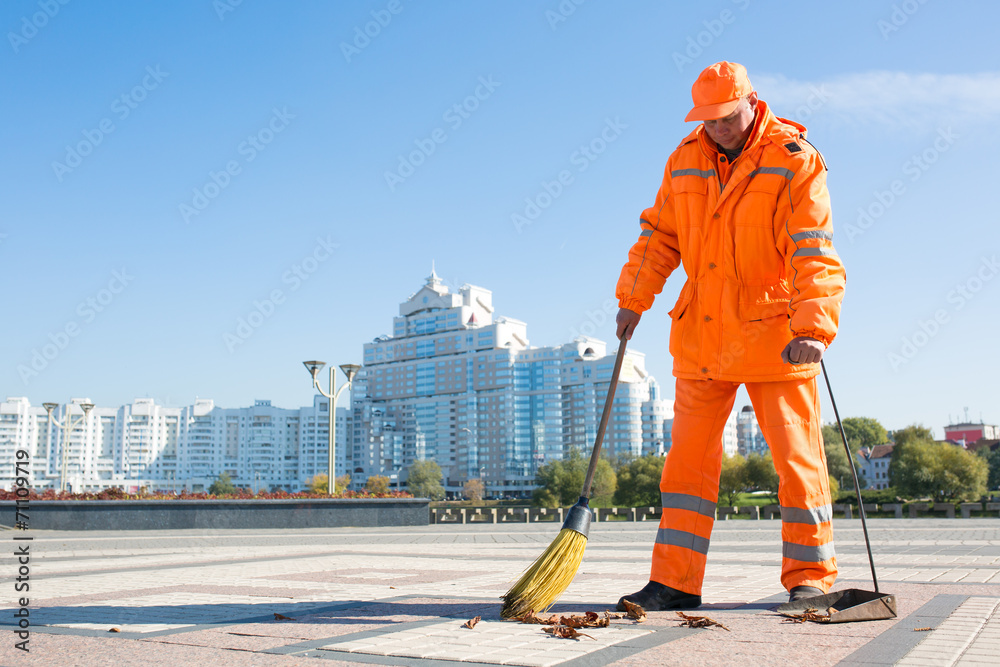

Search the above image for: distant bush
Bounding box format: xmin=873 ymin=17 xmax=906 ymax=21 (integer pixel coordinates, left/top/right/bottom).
xmin=836 ymin=487 xmax=902 ymax=505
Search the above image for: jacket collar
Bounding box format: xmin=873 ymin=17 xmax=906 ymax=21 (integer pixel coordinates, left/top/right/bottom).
xmin=678 ymin=100 xmax=807 ymax=155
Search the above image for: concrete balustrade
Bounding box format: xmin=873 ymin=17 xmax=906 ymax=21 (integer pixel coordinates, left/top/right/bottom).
xmin=427 ymin=501 xmax=1000 ymax=525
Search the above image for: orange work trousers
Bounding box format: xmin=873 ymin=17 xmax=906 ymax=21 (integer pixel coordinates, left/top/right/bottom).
xmin=651 ymin=376 xmax=837 ymax=595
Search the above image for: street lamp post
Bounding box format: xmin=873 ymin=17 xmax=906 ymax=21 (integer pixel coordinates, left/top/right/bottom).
xmin=42 ymin=402 xmax=94 ymax=493
xmin=303 ymin=361 xmax=360 ymax=497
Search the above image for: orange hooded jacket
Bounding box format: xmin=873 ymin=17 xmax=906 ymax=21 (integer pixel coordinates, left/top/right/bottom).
xmin=616 ymin=100 xmax=846 ymax=382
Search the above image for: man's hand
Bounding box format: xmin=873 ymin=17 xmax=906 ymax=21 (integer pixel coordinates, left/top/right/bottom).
xmin=616 ymin=308 xmax=641 ymax=340
xmin=781 ymin=336 xmax=825 ymax=365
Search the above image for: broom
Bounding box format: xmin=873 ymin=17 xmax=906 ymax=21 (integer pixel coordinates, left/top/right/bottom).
xmin=500 ymin=337 xmax=628 ymax=618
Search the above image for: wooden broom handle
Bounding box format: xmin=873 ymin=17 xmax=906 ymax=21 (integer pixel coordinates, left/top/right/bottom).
xmin=581 ymin=337 xmax=628 ymax=498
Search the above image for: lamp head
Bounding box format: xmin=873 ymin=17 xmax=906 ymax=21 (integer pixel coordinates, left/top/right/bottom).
xmin=302 ymin=360 xmax=326 ymax=379
xmin=42 ymin=402 xmax=58 ymax=414
xmin=81 ymin=403 xmax=94 ymax=414
xmin=339 ymin=363 xmax=361 ymax=382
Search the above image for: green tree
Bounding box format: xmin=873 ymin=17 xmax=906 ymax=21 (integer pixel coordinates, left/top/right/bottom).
xmin=613 ymin=455 xmax=664 ymax=507
xmin=462 ymin=478 xmax=485 ymax=502
xmin=890 ymin=424 xmax=935 ymax=446
xmin=841 ymin=417 xmax=888 ymax=451
xmin=365 ymin=475 xmax=390 ymax=494
xmin=744 ymin=452 xmax=779 ymax=498
xmin=532 ymin=451 xmax=616 ymax=507
xmin=407 ymin=460 xmax=445 ymax=500
xmin=891 ymin=437 xmax=988 ymax=501
xmin=977 ymin=447 xmax=1000 ymax=491
xmin=718 ymin=453 xmax=747 ymax=506
xmin=822 ymin=423 xmax=868 ymax=488
xmin=208 ymin=472 xmax=236 ymax=496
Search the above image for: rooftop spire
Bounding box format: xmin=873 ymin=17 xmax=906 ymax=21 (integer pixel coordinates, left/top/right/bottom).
xmin=427 ymin=261 xmax=442 ymax=287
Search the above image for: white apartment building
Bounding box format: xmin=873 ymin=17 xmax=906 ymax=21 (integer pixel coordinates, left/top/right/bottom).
xmin=350 ymin=271 xmax=669 ymax=497
xmin=0 ymin=395 xmax=350 ymax=493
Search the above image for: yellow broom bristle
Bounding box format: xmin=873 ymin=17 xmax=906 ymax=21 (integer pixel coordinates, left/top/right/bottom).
xmin=500 ymin=528 xmax=588 ymax=619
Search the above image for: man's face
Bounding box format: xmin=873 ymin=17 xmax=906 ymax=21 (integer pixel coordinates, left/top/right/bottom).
xmin=703 ymin=93 xmax=757 ymax=151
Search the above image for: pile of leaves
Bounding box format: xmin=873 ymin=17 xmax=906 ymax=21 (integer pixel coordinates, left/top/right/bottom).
xmin=780 ymin=608 xmax=831 ymax=624
xmin=0 ymin=487 xmax=413 ymax=501
xmin=506 ymin=609 xmax=640 ymax=640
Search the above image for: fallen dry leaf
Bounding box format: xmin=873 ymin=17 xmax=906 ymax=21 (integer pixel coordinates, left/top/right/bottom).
xmin=913 ymin=626 xmax=932 ymax=632
xmin=389 ymin=586 xmax=396 ymax=589
xmin=621 ymin=598 xmax=647 ymax=623
xmin=108 ymin=628 xmax=120 ymax=633
xmin=462 ymin=616 xmax=481 ymax=629
xmin=676 ymin=611 xmax=730 ymax=631
xmin=553 ymin=612 xmax=609 ymax=629
xmin=604 ymin=610 xmax=625 ymax=620
xmin=513 ymin=611 xmax=560 ymax=625
xmin=273 ymin=613 xmax=296 ymax=621
xmin=780 ymin=608 xmax=830 ymax=624
xmin=544 ymin=625 xmax=594 ymax=640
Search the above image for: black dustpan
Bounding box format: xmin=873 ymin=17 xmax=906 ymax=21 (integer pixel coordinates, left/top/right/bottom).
xmin=776 ymin=361 xmax=898 ymax=624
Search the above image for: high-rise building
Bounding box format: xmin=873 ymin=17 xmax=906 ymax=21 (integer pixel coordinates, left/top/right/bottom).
xmin=0 ymin=395 xmax=349 ymax=493
xmin=736 ymin=405 xmax=768 ymax=456
xmin=349 ymin=270 xmax=669 ymax=496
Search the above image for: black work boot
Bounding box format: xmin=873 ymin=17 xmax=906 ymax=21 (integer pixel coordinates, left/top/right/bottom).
xmin=616 ymin=581 xmax=701 ymax=612
xmin=788 ymin=585 xmax=825 ymax=602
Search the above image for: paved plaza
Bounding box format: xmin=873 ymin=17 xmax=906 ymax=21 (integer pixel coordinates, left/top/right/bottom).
xmin=2 ymin=518 xmax=999 ymax=666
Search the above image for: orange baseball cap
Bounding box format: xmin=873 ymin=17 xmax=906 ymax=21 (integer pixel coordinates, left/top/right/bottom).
xmin=684 ymin=61 xmax=754 ymax=122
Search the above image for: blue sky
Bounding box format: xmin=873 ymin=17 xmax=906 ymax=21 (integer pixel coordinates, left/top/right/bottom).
xmin=2 ymin=0 xmax=997 ymax=437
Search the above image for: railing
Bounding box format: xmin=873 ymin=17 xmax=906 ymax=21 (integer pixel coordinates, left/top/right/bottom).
xmin=430 ymin=502 xmax=1000 ymax=524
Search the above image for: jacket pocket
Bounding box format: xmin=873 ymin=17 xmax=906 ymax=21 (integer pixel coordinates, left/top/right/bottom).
xmin=668 ymin=281 xmax=696 ymax=319
xmin=738 ymin=281 xmax=791 ymax=321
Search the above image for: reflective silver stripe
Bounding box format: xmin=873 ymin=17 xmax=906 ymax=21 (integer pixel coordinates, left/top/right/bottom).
xmin=662 ymin=492 xmax=716 ymax=518
xmin=783 ymin=541 xmax=836 ymax=563
xmin=655 ymin=528 xmax=710 ymax=555
xmin=792 ymin=246 xmax=838 ymax=258
xmin=780 ymin=504 xmax=832 ymax=525
xmin=790 ymin=230 xmax=833 ymax=243
xmin=639 ymin=229 xmax=653 ymax=238
xmin=671 ymin=168 xmax=716 ymax=179
xmin=750 ymin=166 xmax=794 ymax=180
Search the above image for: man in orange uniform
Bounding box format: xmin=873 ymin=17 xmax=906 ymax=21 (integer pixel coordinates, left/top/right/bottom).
xmin=615 ymin=62 xmax=846 ymax=611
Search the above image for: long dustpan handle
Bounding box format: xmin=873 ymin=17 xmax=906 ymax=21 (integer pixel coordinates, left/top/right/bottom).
xmin=821 ymin=359 xmax=880 ymax=592
xmin=581 ymin=337 xmax=628 ymax=499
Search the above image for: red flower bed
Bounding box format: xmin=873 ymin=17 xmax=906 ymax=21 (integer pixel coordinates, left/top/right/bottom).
xmin=0 ymin=488 xmax=413 ymax=501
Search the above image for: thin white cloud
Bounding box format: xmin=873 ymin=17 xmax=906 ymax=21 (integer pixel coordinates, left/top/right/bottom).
xmin=754 ymin=71 xmax=1000 ymax=130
